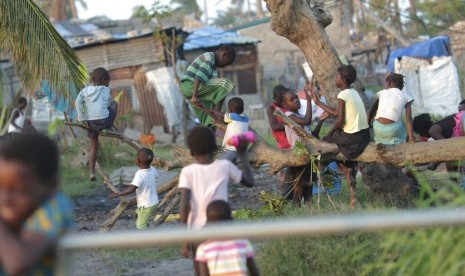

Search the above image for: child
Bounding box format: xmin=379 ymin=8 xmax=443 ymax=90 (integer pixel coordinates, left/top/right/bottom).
xmin=413 ymin=112 xmax=465 ymax=183
xmin=310 ymin=65 xmax=370 ymax=207
xmin=180 ymin=45 xmax=236 ymax=127
xmin=75 ymin=67 xmax=119 ymax=181
xmin=109 ymin=148 xmax=159 ymax=229
xmin=179 ymin=126 xmax=255 ymax=273
xmin=7 ymin=97 xmax=28 ymax=138
xmin=368 ymin=72 xmax=415 ymax=145
xmin=281 ymin=86 xmax=314 ymax=204
xmin=459 ymin=99 xmax=465 ymax=112
xmin=266 ymin=85 xmax=291 ymax=150
xmin=222 ymin=97 xmax=249 ymax=161
xmin=0 ymin=133 xmax=73 ymax=275
xmin=196 ymin=200 xmax=259 ymax=276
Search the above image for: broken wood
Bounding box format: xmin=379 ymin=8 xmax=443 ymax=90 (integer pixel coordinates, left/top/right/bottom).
xmin=65 ymin=122 xmax=142 ymax=150
xmin=155 ymin=194 xmax=181 ymax=226
xmin=100 ymin=196 xmax=137 ymax=232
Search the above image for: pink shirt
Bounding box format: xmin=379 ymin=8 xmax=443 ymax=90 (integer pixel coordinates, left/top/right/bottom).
xmin=178 ymin=160 xmax=242 ymax=229
xmin=196 ymin=239 xmax=254 ymax=276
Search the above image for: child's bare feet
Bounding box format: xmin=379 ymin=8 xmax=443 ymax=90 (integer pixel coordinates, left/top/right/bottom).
xmin=89 ymin=174 xmax=97 ymax=182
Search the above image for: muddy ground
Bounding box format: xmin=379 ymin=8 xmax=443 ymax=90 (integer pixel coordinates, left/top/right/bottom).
xmin=68 ymin=166 xmax=280 ymax=276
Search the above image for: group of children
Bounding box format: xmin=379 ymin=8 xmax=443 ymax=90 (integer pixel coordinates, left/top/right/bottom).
xmin=5 ymin=44 xmax=465 ymax=275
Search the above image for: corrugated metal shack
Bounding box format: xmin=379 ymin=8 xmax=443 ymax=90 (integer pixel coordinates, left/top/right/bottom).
xmin=56 ymin=20 xmax=186 ymax=133
xmin=183 ymin=26 xmax=260 ymax=95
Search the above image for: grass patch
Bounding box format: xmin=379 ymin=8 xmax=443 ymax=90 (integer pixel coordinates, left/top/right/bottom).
xmin=60 ymin=138 xmax=138 ymax=198
xmin=100 ymin=246 xmax=180 ymax=262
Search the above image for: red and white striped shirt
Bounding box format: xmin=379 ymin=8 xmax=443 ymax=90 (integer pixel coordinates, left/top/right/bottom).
xmin=195 ymin=239 xmax=254 ymax=276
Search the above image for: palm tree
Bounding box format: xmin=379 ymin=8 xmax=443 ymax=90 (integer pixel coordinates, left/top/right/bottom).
xmin=0 ymin=0 xmax=87 ymax=105
xmin=171 ymin=0 xmax=202 ymax=21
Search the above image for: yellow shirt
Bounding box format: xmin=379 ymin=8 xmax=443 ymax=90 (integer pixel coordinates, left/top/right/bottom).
xmin=337 ymin=88 xmax=369 ymax=133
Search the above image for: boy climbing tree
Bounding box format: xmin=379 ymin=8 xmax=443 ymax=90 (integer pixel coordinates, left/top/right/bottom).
xmin=180 ymin=45 xmax=236 ymax=128
xmin=75 ymin=67 xmax=119 ymax=181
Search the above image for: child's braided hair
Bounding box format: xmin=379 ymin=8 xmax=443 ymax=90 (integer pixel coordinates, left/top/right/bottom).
xmin=386 ymin=72 xmax=405 ymax=90
xmin=337 ymin=65 xmax=357 ymax=86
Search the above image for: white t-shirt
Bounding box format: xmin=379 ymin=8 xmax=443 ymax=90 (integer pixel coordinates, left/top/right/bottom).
xmin=337 ymin=88 xmax=369 ymax=133
xmin=178 ymin=160 xmax=242 ymax=229
xmin=222 ymin=113 xmax=249 ymax=151
xmin=132 ymin=167 xmax=159 ymax=208
xmin=284 ymin=110 xmax=311 ymax=148
xmin=375 ymin=87 xmax=414 ymax=122
xmin=8 ymin=108 xmax=25 ymax=133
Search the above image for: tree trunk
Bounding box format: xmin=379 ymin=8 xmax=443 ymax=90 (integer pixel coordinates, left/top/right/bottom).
xmin=256 ymin=0 xmax=262 ymax=17
xmin=409 ymin=0 xmax=418 ymax=35
xmin=392 ymin=0 xmax=403 ymax=36
xmin=68 ymin=0 xmax=78 ymax=19
xmin=264 ymin=0 xmax=339 ymax=105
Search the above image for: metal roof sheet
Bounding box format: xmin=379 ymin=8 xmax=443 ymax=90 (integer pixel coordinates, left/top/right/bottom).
xmin=183 ymin=26 xmax=259 ymax=51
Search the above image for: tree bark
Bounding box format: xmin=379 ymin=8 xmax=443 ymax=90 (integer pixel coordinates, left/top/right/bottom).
xmin=264 ymin=0 xmax=340 ymax=106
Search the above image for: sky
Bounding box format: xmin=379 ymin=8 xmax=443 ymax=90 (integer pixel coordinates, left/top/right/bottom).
xmin=76 ymin=0 xmax=225 ymax=21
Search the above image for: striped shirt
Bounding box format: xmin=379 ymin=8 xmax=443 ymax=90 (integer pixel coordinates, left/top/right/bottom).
xmin=182 ymin=52 xmax=218 ymax=84
xmin=196 ymin=239 xmax=254 ymax=276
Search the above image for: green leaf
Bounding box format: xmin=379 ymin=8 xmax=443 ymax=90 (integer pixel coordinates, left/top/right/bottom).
xmin=0 ymin=0 xmax=87 ymax=108
xmin=293 ymin=141 xmax=309 ymax=156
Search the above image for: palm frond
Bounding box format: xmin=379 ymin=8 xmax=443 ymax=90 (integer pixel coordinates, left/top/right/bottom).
xmin=0 ymin=0 xmax=87 ymax=106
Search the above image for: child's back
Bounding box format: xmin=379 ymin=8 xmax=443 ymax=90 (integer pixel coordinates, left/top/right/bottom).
xmin=337 ymin=87 xmax=368 ymax=134
xmin=179 ymin=159 xmax=241 ymax=229
xmin=109 ymin=148 xmax=159 ymax=229
xmin=133 ymin=167 xmax=158 ymax=208
xmin=369 ymin=73 xmax=414 ymax=145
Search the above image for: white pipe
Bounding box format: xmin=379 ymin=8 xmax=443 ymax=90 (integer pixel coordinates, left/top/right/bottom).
xmin=59 ymin=208 xmax=465 ymax=251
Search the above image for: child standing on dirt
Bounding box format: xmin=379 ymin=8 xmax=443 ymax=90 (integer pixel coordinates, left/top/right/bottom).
xmin=0 ymin=133 xmax=73 ymax=275
xmin=368 ymin=72 xmax=415 ymax=145
xmin=179 ymin=126 xmax=255 ymax=273
xmin=108 ymin=148 xmax=159 ymax=230
xmin=222 ymin=97 xmax=249 ymax=161
xmin=196 ymin=200 xmax=259 ymax=276
xmin=180 ymin=45 xmax=236 ymax=127
xmin=75 ymin=67 xmax=119 ymax=182
xmin=310 ymin=65 xmax=370 ymax=207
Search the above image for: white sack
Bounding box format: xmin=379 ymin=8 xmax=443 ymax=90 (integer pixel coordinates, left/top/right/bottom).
xmin=395 ymin=56 xmax=461 ymax=117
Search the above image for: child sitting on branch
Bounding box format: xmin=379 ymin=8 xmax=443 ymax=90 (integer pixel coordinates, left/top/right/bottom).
xmin=75 ymin=67 xmax=118 ymax=181
xmin=222 ymin=97 xmax=249 ymax=161
xmin=180 ymin=45 xmax=236 ymax=128
xmin=310 ymin=65 xmax=370 ymax=207
xmin=368 ymin=72 xmax=415 ymax=145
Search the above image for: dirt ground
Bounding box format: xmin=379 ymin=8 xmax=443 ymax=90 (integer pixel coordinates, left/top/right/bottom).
xmin=69 ymin=166 xmax=281 ymax=276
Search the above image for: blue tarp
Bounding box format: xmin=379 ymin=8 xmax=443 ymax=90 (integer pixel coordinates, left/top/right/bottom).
xmin=387 ymin=36 xmax=451 ymax=71
xmin=183 ymin=26 xmax=259 ymax=51
xmin=40 ymin=80 xmax=78 ymax=120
